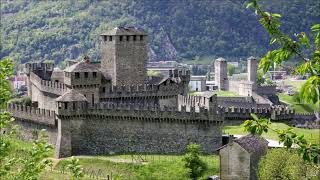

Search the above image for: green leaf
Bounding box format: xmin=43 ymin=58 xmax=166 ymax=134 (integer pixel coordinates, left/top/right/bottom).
xmin=271 ymin=13 xmax=282 ymax=18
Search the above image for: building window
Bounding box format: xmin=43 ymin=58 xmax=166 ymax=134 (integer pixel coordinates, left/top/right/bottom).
xmin=64 ymin=102 xmax=68 ymax=109
xmin=75 ymin=72 xmax=80 ymax=79
xmin=126 ymin=36 xmax=130 ymax=41
xmin=119 ymin=36 xmax=123 ymax=41
xmin=92 ymin=94 xmax=94 ymax=106
xmin=84 ymin=72 xmax=88 ymax=78
xmin=102 ymin=87 xmax=106 ymax=93
xmin=140 ymin=35 xmax=143 ymax=41
xmin=93 ymin=72 xmax=97 ymax=78
xmin=109 ymin=36 xmax=113 ymax=41
xmin=104 ymin=36 xmax=107 ymax=41
xmin=73 ymin=102 xmax=76 ymax=110
xmin=133 ymin=35 xmax=136 ymax=41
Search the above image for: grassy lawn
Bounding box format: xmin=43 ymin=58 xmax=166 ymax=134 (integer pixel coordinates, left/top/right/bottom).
xmin=282 ymin=79 xmax=306 ymax=91
xmin=278 ymin=93 xmax=316 ymax=113
xmin=191 ymin=90 xmax=240 ymax=97
xmin=223 ymin=122 xmax=320 ymax=144
xmin=41 ymin=154 xmax=219 ymax=180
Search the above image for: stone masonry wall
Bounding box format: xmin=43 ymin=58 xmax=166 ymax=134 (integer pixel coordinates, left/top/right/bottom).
xmin=70 ymin=116 xmax=222 ymax=155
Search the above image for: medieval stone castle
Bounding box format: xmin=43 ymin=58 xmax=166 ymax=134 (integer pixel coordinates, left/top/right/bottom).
xmin=8 ymin=27 xmax=301 ymax=158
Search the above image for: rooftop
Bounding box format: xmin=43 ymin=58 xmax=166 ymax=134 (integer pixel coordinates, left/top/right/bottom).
xmin=56 ymin=89 xmax=87 ymax=102
xmin=101 ymin=26 xmax=147 ymax=36
xmin=64 ymin=59 xmax=100 ymax=73
xmin=234 ymin=134 xmax=268 ymax=153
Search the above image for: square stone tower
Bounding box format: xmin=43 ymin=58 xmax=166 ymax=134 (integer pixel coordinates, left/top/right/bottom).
xmin=247 ymin=56 xmax=258 ymax=91
xmin=100 ymin=27 xmax=148 ymax=86
xmin=214 ymin=57 xmax=228 ymax=90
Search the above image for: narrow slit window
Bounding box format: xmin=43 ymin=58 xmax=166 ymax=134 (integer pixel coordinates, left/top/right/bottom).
xmin=104 ymin=36 xmax=107 ymax=41
xmin=126 ymin=36 xmax=130 ymax=41
xmin=75 ymin=72 xmax=80 ymax=79
xmin=109 ymin=36 xmax=113 ymax=41
xmin=84 ymin=72 xmax=88 ymax=78
xmin=119 ymin=36 xmax=123 ymax=41
xmin=140 ymin=35 xmax=143 ymax=41
xmin=133 ymin=35 xmax=136 ymax=41
xmin=93 ymin=72 xmax=97 ymax=78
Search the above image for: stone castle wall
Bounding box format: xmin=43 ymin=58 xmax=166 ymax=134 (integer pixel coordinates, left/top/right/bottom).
xmin=257 ymin=85 xmax=277 ymax=95
xmin=70 ymin=116 xmax=222 ymax=155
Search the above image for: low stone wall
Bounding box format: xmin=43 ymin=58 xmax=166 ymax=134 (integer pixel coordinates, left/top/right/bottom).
xmin=7 ymin=103 xmax=56 ymax=126
xmin=30 ymin=72 xmax=67 ymax=96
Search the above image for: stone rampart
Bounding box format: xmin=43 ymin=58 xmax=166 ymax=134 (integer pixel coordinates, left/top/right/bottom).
xmin=270 ymin=105 xmax=295 ymax=120
xmin=7 ymin=103 xmax=56 ymax=126
xmin=257 ymin=85 xmax=277 ymax=95
xmin=101 ymin=82 xmax=184 ymax=99
xmin=178 ymin=95 xmax=209 ymax=108
xmin=57 ymin=101 xmax=223 ymax=123
xmin=30 ymin=72 xmax=68 ymax=95
xmin=221 ymin=106 xmax=270 ymax=120
xmin=217 ymin=96 xmax=256 ymax=108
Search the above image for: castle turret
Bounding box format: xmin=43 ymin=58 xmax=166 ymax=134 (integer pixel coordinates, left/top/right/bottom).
xmin=55 ymin=89 xmax=88 ymax=158
xmin=63 ymin=57 xmax=101 ymax=106
xmin=247 ymin=56 xmax=258 ymax=91
xmin=100 ymin=27 xmax=148 ymax=86
xmin=214 ymin=58 xmax=228 ymax=91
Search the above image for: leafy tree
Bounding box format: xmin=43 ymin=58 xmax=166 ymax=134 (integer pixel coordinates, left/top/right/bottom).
xmin=67 ymin=157 xmax=84 ymax=180
xmin=227 ymin=64 xmax=236 ymax=76
xmin=246 ymin=0 xmax=320 ymax=106
xmin=257 ymin=70 xmax=265 ymax=85
xmin=258 ymin=148 xmax=319 ymax=179
xmin=0 ymin=58 xmax=53 ymax=179
xmin=243 ymin=0 xmax=320 ymax=165
xmin=0 ymin=58 xmax=14 ymax=108
xmin=183 ymin=144 xmax=207 ymax=180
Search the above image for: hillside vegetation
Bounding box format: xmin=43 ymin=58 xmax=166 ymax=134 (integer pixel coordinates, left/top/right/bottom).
xmin=1 ymin=0 xmax=319 ymax=64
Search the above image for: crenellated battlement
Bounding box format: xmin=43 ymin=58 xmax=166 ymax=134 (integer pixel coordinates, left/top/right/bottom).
xmin=7 ymin=103 xmax=56 ymax=126
xmin=101 ymin=79 xmax=185 ymax=98
xmin=30 ymin=72 xmax=68 ymax=95
xmin=56 ymin=101 xmax=223 ymax=123
xmin=220 ymin=105 xmax=295 ymax=120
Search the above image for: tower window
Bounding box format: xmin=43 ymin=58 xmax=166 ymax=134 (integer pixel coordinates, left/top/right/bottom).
xmin=93 ymin=72 xmax=97 ymax=78
xmin=109 ymin=36 xmax=113 ymax=41
xmin=64 ymin=102 xmax=68 ymax=109
xmin=84 ymin=72 xmax=88 ymax=78
xmin=133 ymin=35 xmax=136 ymax=41
xmin=75 ymin=72 xmax=80 ymax=79
xmin=119 ymin=36 xmax=123 ymax=41
xmin=92 ymin=94 xmax=94 ymax=106
xmin=126 ymin=36 xmax=130 ymax=41
xmin=140 ymin=35 xmax=143 ymax=41
xmin=104 ymin=36 xmax=107 ymax=41
xmin=73 ymin=102 xmax=76 ymax=110
xmin=102 ymin=87 xmax=106 ymax=93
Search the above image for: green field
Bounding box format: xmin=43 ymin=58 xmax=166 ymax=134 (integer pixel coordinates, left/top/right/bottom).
xmin=282 ymin=79 xmax=306 ymax=91
xmin=40 ymin=154 xmax=219 ymax=180
xmin=191 ymin=90 xmax=240 ymax=97
xmin=223 ymin=122 xmax=320 ymax=144
xmin=7 ymin=138 xmax=219 ymax=180
xmin=278 ymin=93 xmax=316 ymax=113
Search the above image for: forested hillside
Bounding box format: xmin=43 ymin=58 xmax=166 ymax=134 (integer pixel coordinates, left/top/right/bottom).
xmin=1 ymin=0 xmax=319 ymax=64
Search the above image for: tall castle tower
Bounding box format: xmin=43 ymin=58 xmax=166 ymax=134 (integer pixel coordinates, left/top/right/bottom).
xmin=247 ymin=56 xmax=258 ymax=92
xmin=100 ymin=27 xmax=148 ymax=86
xmin=215 ymin=57 xmax=228 ymax=90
